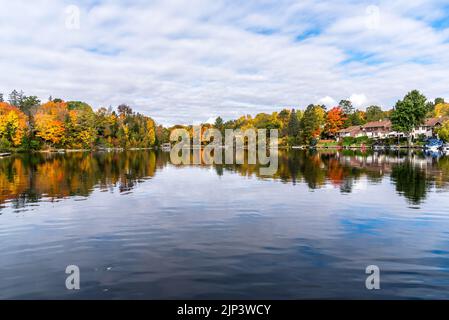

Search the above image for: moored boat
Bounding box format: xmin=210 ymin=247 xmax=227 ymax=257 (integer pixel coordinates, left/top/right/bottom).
xmin=424 ymin=138 xmax=443 ymax=152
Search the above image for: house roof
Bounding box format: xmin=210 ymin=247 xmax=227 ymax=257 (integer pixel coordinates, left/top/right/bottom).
xmin=338 ymin=125 xmax=361 ymax=133
xmin=424 ymin=116 xmax=449 ymax=127
xmin=362 ymin=120 xmax=391 ymax=129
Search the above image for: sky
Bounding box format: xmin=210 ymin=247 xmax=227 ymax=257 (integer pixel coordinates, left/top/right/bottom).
xmin=1 ymin=0 xmax=449 ymax=125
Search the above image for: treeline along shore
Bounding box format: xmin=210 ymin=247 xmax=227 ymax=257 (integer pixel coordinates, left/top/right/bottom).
xmin=0 ymin=89 xmax=449 ymax=152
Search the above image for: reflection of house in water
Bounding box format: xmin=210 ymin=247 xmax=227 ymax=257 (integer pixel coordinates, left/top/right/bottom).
xmin=338 ymin=151 xmax=437 ymax=175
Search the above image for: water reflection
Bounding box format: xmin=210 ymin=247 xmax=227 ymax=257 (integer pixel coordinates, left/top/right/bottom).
xmin=2 ymin=149 xmax=449 ymax=299
xmin=1 ymin=149 xmax=449 ymax=210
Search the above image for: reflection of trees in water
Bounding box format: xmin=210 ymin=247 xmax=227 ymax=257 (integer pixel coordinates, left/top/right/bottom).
xmin=1 ymin=150 xmax=449 ymax=208
xmin=222 ymin=149 xmax=449 ymax=204
xmin=391 ymin=161 xmax=430 ymax=205
xmin=0 ymin=151 xmax=158 ymax=208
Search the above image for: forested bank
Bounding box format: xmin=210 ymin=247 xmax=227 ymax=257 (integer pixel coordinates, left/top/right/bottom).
xmin=1 ymin=89 xmax=448 ymax=152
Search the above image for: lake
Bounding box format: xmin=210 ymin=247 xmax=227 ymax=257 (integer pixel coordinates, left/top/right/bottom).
xmin=1 ymin=149 xmax=449 ymax=299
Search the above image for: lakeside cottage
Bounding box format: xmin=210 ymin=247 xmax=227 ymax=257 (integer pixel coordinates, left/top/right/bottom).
xmin=336 ymin=116 xmax=448 ymax=141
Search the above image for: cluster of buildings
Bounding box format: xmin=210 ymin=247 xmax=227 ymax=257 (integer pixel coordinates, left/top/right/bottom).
xmin=336 ymin=117 xmax=448 ymax=141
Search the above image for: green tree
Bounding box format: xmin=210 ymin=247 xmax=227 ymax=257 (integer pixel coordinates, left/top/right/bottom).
xmin=300 ymin=105 xmax=325 ymax=145
xmin=349 ymin=110 xmax=366 ymax=126
xmin=277 ymin=109 xmax=290 ymax=137
xmin=365 ymin=105 xmax=384 ymax=122
xmin=66 ymin=101 xmax=97 ymax=148
xmin=339 ymin=99 xmax=354 ymax=115
xmin=435 ymin=97 xmax=445 ymax=105
xmin=287 ymin=109 xmax=300 ymax=138
xmin=20 ymin=95 xmax=41 ymax=117
xmin=390 ymin=90 xmax=428 ymax=146
xmin=214 ymin=116 xmax=223 ymax=130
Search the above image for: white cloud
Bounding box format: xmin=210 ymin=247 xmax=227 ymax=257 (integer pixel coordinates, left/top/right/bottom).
xmin=349 ymin=93 xmax=368 ymax=108
xmin=0 ymin=0 xmax=448 ymax=125
xmin=317 ymin=96 xmax=336 ymax=107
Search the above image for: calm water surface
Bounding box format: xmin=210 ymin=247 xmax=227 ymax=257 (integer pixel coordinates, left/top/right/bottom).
xmin=1 ymin=149 xmax=449 ymax=299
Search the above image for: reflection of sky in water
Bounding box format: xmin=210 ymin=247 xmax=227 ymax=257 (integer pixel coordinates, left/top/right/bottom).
xmin=1 ymin=151 xmax=449 ymax=299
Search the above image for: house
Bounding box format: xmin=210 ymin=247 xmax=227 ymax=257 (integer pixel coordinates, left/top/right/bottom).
xmin=361 ymin=120 xmax=393 ymax=139
xmin=336 ymin=117 xmax=448 ymax=141
xmin=336 ymin=125 xmax=363 ymax=139
xmin=412 ymin=116 xmax=448 ymax=139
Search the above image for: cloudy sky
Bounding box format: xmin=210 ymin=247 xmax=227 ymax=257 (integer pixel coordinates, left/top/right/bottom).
xmin=1 ymin=0 xmax=449 ymax=125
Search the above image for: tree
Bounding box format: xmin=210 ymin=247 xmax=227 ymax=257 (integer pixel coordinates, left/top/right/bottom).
xmin=300 ymin=104 xmax=325 ymax=144
xmin=325 ymin=107 xmax=347 ymax=138
xmin=287 ymin=109 xmax=300 ymax=137
xmin=65 ymin=101 xmax=96 ymax=148
xmin=349 ymin=110 xmax=366 ymax=126
xmin=34 ymin=101 xmax=68 ymax=146
xmin=0 ymin=102 xmax=28 ymax=147
xmin=214 ymin=116 xmax=224 ymax=130
xmin=365 ymin=105 xmax=384 ymax=122
xmin=434 ymin=102 xmax=449 ymax=117
xmin=437 ymin=120 xmax=449 ymax=142
xmin=19 ymin=95 xmax=41 ymax=117
xmin=0 ymin=93 xmax=3 ymax=102
xmin=390 ymin=90 xmax=427 ymax=145
xmin=435 ymin=97 xmax=445 ymax=105
xmin=8 ymin=90 xmax=24 ymax=107
xmin=277 ymin=109 xmax=290 ymax=137
xmin=339 ymin=99 xmax=354 ymax=115
xmin=117 ymin=104 xmax=133 ymax=116
xmin=95 ymin=107 xmax=118 ymax=147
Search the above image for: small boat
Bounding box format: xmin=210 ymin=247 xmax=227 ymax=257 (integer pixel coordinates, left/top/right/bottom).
xmin=425 ymin=138 xmax=443 ymax=152
xmin=0 ymin=152 xmax=11 ymax=157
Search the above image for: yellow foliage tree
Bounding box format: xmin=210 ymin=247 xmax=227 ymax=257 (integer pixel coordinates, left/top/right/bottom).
xmin=147 ymin=118 xmax=156 ymax=146
xmin=0 ymin=102 xmax=28 ymax=146
xmin=434 ymin=103 xmax=449 ymax=117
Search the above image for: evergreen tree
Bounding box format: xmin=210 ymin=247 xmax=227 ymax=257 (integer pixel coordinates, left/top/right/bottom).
xmin=287 ymin=109 xmax=300 ymax=137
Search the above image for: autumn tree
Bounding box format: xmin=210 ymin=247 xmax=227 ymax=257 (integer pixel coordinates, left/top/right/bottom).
xmin=434 ymin=102 xmax=449 ymax=117
xmin=95 ymin=107 xmax=118 ymax=147
xmin=34 ymin=101 xmax=68 ymax=146
xmin=0 ymin=102 xmax=28 ymax=147
xmin=324 ymin=107 xmax=347 ymax=138
xmin=437 ymin=120 xmax=449 ymax=142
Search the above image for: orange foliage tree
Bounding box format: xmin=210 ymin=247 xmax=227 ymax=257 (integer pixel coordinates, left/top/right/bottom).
xmin=325 ymin=107 xmax=347 ymax=138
